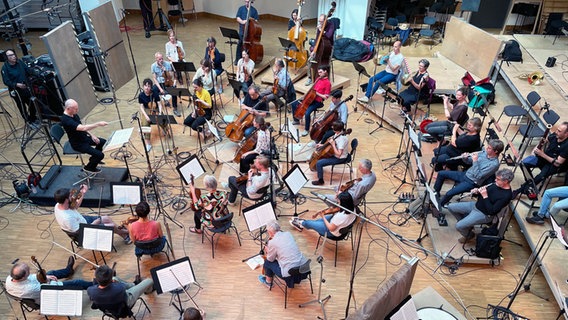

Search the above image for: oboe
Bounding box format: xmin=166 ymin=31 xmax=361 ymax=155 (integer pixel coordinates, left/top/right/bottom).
xmin=459 ymin=183 xmax=493 ymax=199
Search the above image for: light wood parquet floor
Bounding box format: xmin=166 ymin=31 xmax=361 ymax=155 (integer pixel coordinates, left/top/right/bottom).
xmin=0 ymin=13 xmax=563 ymax=320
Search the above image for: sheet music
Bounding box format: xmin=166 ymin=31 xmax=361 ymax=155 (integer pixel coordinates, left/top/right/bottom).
xmin=243 ymin=201 xmax=276 ymax=232
xmin=104 ymin=127 xmax=134 ymax=151
xmin=551 ymin=216 xmax=568 ymax=247
xmin=111 ymin=184 xmax=142 ymax=205
xmin=82 ymin=226 xmax=114 ymax=252
xmin=155 ymin=260 xmax=195 ymax=293
xmin=392 ymin=297 xmax=418 ymax=320
xmin=426 ymin=184 xmax=440 ymax=211
xmin=284 ymin=166 xmax=307 ymax=195
xmin=206 ymin=120 xmax=220 ymax=140
xmin=177 ymin=156 xmax=206 ymax=184
xmin=40 ymin=288 xmax=83 ymax=316
xmin=283 ymin=119 xmax=299 ymax=142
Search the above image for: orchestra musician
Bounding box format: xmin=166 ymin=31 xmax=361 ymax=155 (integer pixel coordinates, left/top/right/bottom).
xmin=434 ymin=139 xmax=504 ymax=207
xmin=260 ymin=59 xmax=290 ymax=109
xmin=188 ymin=175 xmax=229 ymax=234
xmin=425 ymin=87 xmax=470 ymax=137
xmin=357 ymin=41 xmax=404 ymax=104
xmin=239 ymin=116 xmax=271 ymax=174
xmin=139 ymin=0 xmax=155 ymax=38
xmin=292 ymin=64 xmax=331 ymax=137
xmin=242 ymin=85 xmax=269 ymax=137
xmin=53 ymin=186 xmax=132 ymax=244
xmin=288 ymin=9 xmax=299 ymax=31
xmin=139 ymin=78 xmax=162 ymax=126
xmin=226 ymin=155 xmax=271 ymax=205
xmin=526 ymin=185 xmax=568 ymax=225
xmin=151 ymin=52 xmax=180 ymax=117
xmin=183 ymin=307 xmax=204 ymax=320
xmin=290 ymin=191 xmax=356 ymax=237
xmin=165 ymin=29 xmax=185 ymax=84
xmin=311 ymin=89 xmax=348 ymax=144
xmin=324 ymin=159 xmax=376 ymax=207
xmin=431 ymin=117 xmax=482 ymax=172
xmin=311 ymin=120 xmax=349 ymax=186
xmin=305 ymin=14 xmax=336 ymax=86
xmin=128 ymin=201 xmax=166 ymax=254
xmin=235 ymin=0 xmax=259 ymax=65
xmin=193 ymin=59 xmax=217 ymax=97
xmin=183 ymin=78 xmax=212 ymax=134
xmin=447 ymin=168 xmax=513 ymax=243
xmin=236 ymin=50 xmax=255 ymax=97
xmin=398 ymin=59 xmax=430 ymax=114
xmin=258 ymin=220 xmax=308 ymax=289
xmin=205 ymin=37 xmax=223 ymax=76
xmin=60 ymin=99 xmax=107 ymax=174
xmin=1 ymin=49 xmax=37 ymax=127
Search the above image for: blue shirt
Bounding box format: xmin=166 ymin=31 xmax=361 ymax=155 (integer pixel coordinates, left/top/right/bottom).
xmin=236 ymin=5 xmax=259 ymax=35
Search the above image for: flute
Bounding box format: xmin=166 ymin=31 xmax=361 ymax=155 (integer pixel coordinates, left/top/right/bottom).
xmin=446 ymin=151 xmax=481 ymax=161
xmin=459 ymin=183 xmax=493 ymax=199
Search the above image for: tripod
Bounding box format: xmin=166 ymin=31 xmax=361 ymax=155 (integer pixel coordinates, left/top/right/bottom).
xmin=299 ymin=254 xmax=331 ymax=319
xmin=152 ymin=0 xmax=171 ymax=32
xmin=351 ymin=62 xmax=369 ymax=113
xmin=123 ymin=9 xmax=143 ymax=104
xmin=383 ymin=115 xmax=414 ymax=193
xmin=369 ymin=84 xmax=395 ymax=134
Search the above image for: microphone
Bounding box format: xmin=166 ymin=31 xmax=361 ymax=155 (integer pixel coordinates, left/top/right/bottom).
xmin=310 ymin=191 xmax=327 ymax=201
xmin=130 ymin=111 xmax=138 ymax=123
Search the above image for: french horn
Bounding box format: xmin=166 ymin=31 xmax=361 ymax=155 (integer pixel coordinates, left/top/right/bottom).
xmin=528 ymin=71 xmax=544 ymax=86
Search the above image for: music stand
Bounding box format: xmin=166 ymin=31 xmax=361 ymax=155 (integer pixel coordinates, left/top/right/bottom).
xmin=219 ymin=27 xmax=240 ymax=74
xmin=40 ymin=285 xmax=83 ymax=317
xmin=78 ymin=223 xmax=114 ymax=266
xmin=280 ymin=118 xmax=300 ymax=173
xmin=203 ymin=119 xmax=221 ymax=173
xmin=228 ymin=78 xmax=243 ymax=103
xmin=352 ymin=62 xmax=370 ymax=114
xmin=279 ymin=164 xmax=309 ymax=217
xmin=111 ymin=181 xmax=143 ymax=217
xmin=278 ymin=37 xmax=298 ymax=52
xmin=242 ymin=199 xmax=277 ymax=263
xmin=175 ymin=154 xmax=206 ymax=185
xmin=151 ymin=256 xmax=200 ymax=315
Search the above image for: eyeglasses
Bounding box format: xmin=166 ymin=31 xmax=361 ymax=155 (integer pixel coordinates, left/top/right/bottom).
xmin=6 ymin=53 xmax=15 ymax=57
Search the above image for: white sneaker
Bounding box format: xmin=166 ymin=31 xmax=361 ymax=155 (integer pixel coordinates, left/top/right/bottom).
xmin=357 ymin=96 xmax=369 ymax=103
xmin=307 ymin=141 xmax=316 ymax=148
xmin=145 ymin=144 xmax=152 ymax=152
xmin=300 ymin=130 xmax=309 ymax=137
xmin=376 ymin=88 xmax=386 ymax=94
xmin=305 ymin=78 xmax=312 ymax=86
xmin=221 ymin=182 xmax=229 ymax=189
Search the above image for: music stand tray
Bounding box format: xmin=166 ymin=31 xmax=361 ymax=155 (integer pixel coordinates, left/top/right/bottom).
xmin=168 ymin=87 xmax=191 ymax=98
xmin=278 ymin=37 xmax=298 ymax=51
xmin=173 ymin=62 xmax=197 ymax=73
xmin=219 ymin=26 xmax=240 ymax=40
xmin=150 ymin=115 xmax=178 ymax=125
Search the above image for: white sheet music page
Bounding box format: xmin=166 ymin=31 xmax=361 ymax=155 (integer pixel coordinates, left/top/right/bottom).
xmin=285 ymin=168 xmax=307 ymax=195
xmin=82 ymin=227 xmax=114 ymax=252
xmin=40 ymin=289 xmax=83 ymax=316
xmin=112 ymin=184 xmax=141 ymax=205
xmin=156 ymin=260 xmax=195 ymax=293
xmin=104 ymin=127 xmax=134 ymax=151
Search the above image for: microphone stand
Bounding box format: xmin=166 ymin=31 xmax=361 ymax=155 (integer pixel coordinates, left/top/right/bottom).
xmin=122 ymin=9 xmax=142 ymax=104
xmin=369 ymin=83 xmax=395 ymax=134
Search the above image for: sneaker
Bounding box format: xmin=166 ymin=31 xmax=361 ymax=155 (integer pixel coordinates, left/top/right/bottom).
xmin=124 ymin=235 xmax=132 ymax=245
xmin=526 ymin=215 xmax=545 ymax=225
xmin=83 ymin=166 xmax=101 ymax=174
xmin=305 ymin=78 xmax=312 ymax=86
xmin=289 ymin=218 xmax=304 ymax=232
xmin=173 ymin=109 xmax=181 ymax=117
xmin=458 ymin=232 xmax=475 ymax=244
xmin=292 ymin=120 xmax=300 ymax=125
xmin=311 ymin=179 xmax=324 ymax=186
xmin=376 ymin=88 xmax=386 ymax=94
xmin=221 ymin=182 xmax=229 ymax=189
xmin=146 ymin=144 xmax=152 ymax=152
xmin=300 ymin=130 xmax=309 ymax=137
xmin=357 ymin=96 xmax=369 ymax=103
xmin=258 ymin=275 xmax=272 ymax=288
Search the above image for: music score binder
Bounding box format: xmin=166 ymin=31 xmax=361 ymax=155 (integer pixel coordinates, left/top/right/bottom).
xmin=40 ymin=285 xmax=83 ymax=316
xmin=242 ymin=200 xmax=277 ymax=232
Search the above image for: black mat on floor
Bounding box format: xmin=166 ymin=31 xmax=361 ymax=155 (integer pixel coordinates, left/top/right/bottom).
xmin=29 ymin=165 xmax=129 ymax=207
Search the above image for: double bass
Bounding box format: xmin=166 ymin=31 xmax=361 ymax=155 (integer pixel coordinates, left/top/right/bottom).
xmin=287 ymin=0 xmax=308 ymax=69
xmin=242 ymin=0 xmax=264 ymax=64
xmin=310 ymin=95 xmax=353 ymax=141
xmin=308 ymin=128 xmax=351 ymax=171
xmin=309 ymin=2 xmax=336 ymax=82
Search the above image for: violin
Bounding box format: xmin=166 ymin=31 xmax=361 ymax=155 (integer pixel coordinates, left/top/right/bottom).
xmin=176 ymin=45 xmax=184 ymax=62
xmin=189 ymin=174 xmax=202 ymax=212
xmin=163 ymin=66 xmax=175 ymax=87
xmin=209 ymin=48 xmax=215 ymax=64
xmin=225 ymin=97 xmax=266 ymax=142
xmin=272 ymin=77 xmax=279 ymax=95
xmin=311 ymin=206 xmax=340 ymax=219
xmin=294 ymin=78 xmax=319 ymax=119
xmin=119 ymin=216 xmax=139 ymax=230
xmin=242 ymin=0 xmax=264 ymax=64
xmin=310 ymin=95 xmax=353 ymax=141
xmin=69 ymin=184 xmax=86 ymax=209
xmin=236 ymin=164 xmax=260 ymax=184
xmin=191 ymin=94 xmax=206 ymax=117
xmin=31 ymin=256 xmax=47 ymax=284
xmin=287 ymin=0 xmax=308 ymax=69
xmin=242 ymin=64 xmax=251 ymax=83
xmin=308 ymin=128 xmax=351 ymax=171
xmin=339 ymin=178 xmax=362 ymax=192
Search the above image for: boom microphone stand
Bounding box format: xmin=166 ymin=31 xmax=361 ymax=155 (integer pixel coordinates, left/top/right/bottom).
xmin=122 ymin=9 xmax=142 ymax=103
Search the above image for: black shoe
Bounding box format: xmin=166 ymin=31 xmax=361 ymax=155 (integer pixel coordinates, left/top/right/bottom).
xmin=173 ymin=109 xmax=181 ymax=117
xmin=526 ymin=215 xmax=545 ymax=225
xmin=134 ymin=275 xmax=142 ymax=285
xmin=99 ymin=161 xmax=105 ymax=165
xmin=532 ymin=211 xmax=541 ymax=218
xmin=145 ymin=31 xmax=151 ymax=38
xmin=311 ymin=179 xmax=324 ymax=186
xmin=512 ymin=188 xmax=521 ymax=199
xmin=67 ymin=256 xmax=75 ymax=275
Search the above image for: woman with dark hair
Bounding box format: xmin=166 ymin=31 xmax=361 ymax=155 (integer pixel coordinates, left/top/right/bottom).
xmin=290 ymin=191 xmax=356 ymax=237
xmin=183 ymin=78 xmax=213 ymax=133
xmin=239 ymin=115 xmax=271 ymax=174
xmin=398 ymin=58 xmax=431 ymax=114
xmin=288 ymin=9 xmax=299 ymax=30
xmin=128 ymin=201 xmax=166 ymax=254
xmin=193 ymin=59 xmax=217 ymax=97
xmin=205 ymin=36 xmax=223 ymax=76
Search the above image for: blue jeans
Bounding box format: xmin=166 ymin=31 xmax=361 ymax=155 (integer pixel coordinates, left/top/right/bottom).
xmin=263 ymin=259 xmax=282 ymax=279
xmin=302 ymin=214 xmax=333 ymax=236
xmin=448 ymin=202 xmax=493 ymax=237
xmin=538 ymin=186 xmax=568 ymax=218
xmin=365 ymin=71 xmax=397 ymax=98
xmin=47 ymin=265 xmax=93 ymax=289
xmin=434 ymin=170 xmax=476 ymax=206
xmin=291 ymin=100 xmax=324 ymax=131
xmin=316 ymin=156 xmax=345 ymax=181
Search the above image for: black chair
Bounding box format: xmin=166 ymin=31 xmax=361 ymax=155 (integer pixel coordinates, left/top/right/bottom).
xmin=92 ymin=297 xmax=151 ymax=320
xmin=270 ymin=259 xmax=313 ymax=308
xmin=512 ymin=109 xmax=560 ymax=149
xmin=134 ymin=237 xmax=171 ymax=277
xmin=315 ymin=218 xmax=357 ymax=267
xmin=238 ymin=185 xmax=270 ymax=215
xmin=201 ymin=212 xmax=242 ymax=258
xmin=5 ymin=292 xmax=48 ymax=320
xmin=416 ymin=76 xmax=436 ymax=118
xmin=414 ymin=16 xmax=437 ymax=49
xmin=382 ymin=17 xmax=399 ymax=44
xmin=330 ymin=138 xmax=358 ymax=185
xmin=167 ymin=0 xmax=185 ymax=26
xmin=497 ymin=91 xmax=540 ymax=135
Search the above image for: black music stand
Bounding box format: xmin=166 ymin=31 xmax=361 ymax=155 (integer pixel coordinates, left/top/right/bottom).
xmin=279 ymin=164 xmax=309 ymax=217
xmin=172 ymin=62 xmax=196 ymax=88
xmin=352 ymin=62 xmax=370 ymax=114
xmin=278 ymin=37 xmax=298 ymax=52
xmin=228 ymin=78 xmax=243 ymax=103
xmin=219 ymin=27 xmax=240 ymax=74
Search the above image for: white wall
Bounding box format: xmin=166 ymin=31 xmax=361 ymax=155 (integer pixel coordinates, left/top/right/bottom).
xmin=318 ymin=0 xmax=370 ymax=40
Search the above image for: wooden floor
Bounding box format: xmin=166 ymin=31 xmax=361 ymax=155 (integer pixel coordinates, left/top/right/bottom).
xmin=0 ymin=14 xmax=564 ymax=319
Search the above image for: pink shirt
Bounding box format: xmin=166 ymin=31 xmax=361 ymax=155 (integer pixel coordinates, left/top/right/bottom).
xmin=129 ymin=220 xmax=161 ymax=242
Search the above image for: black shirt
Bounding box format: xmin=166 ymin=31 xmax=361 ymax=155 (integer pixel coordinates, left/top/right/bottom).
xmin=545 ymin=134 xmax=568 ymax=166
xmin=242 ymin=94 xmax=268 ymax=112
xmin=138 ymin=90 xmax=160 ymax=109
xmin=60 ymin=114 xmax=91 ymax=148
xmin=475 ymin=184 xmax=512 ymax=216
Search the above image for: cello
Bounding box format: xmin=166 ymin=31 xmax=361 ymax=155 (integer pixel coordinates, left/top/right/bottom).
xmin=309 ymin=2 xmax=336 ymax=82
xmin=233 ymin=128 xmax=259 ymax=163
xmin=287 ymin=0 xmax=308 ymax=69
xmin=310 ymin=94 xmax=353 ymax=141
xmin=225 ymin=97 xmax=266 ymax=142
xmin=242 ymin=0 xmax=264 ymax=64
xmin=293 ymin=79 xmax=318 ymax=119
xmin=308 ymin=128 xmax=351 ymax=171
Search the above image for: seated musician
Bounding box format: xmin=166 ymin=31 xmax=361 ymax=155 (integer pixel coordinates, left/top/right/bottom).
xmin=151 ymin=52 xmax=179 ymax=117
xmin=242 ymin=85 xmax=269 ymax=138
xmin=226 ymin=155 xmax=271 ymax=205
xmin=305 ymin=14 xmax=336 ymax=86
xmin=53 ymin=186 xmax=132 ymax=244
xmin=6 ymin=258 xmax=93 ymax=304
xmin=183 ymin=78 xmax=213 ymax=134
xmin=447 ymin=168 xmax=513 ymax=243
xmin=514 ymin=122 xmax=568 ymax=198
xmin=236 ymin=50 xmax=255 ymax=97
xmin=188 ymin=175 xmax=229 ymax=234
xmin=432 ymin=117 xmax=482 ymax=172
xmin=239 ymin=116 xmax=271 ymax=174
xmin=60 ymin=99 xmax=107 ymax=174
xmin=425 ymin=86 xmax=470 ymax=137
xmin=183 ymin=307 xmax=204 ymax=320
xmin=205 ymin=37 xmax=223 ymax=76
xmin=87 ymin=265 xmax=154 ymax=310
xmin=258 ymin=220 xmax=308 ymax=288
xmin=311 ymin=121 xmax=349 ymax=186
xmin=260 ymin=59 xmax=290 ymax=109
xmin=357 ymin=41 xmax=403 ymax=104
xmin=290 ymin=191 xmax=356 ymax=237
xmin=311 ymin=89 xmax=348 ymax=144
xmin=398 ymin=59 xmax=430 ymax=114
xmin=325 ymin=159 xmax=376 ymax=207
xmin=128 ymin=201 xmax=166 ymax=254
xmin=165 ymin=29 xmax=185 ymax=84
xmin=292 ymin=64 xmax=331 ymax=137
xmin=193 ymin=59 xmax=217 ymax=97
xmin=434 ymin=139 xmax=503 ymax=207
xmin=526 ymin=185 xmax=568 ymax=225
xmin=139 ymin=78 xmax=162 ymax=126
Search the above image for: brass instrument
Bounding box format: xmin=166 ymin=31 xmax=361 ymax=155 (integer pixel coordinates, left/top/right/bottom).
xmin=528 ymin=71 xmax=544 ymax=86
xmin=459 ymin=183 xmax=494 ymax=199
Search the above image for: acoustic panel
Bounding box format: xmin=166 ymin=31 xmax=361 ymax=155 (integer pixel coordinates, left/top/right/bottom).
xmin=84 ymin=1 xmax=133 ymax=91
xmin=41 ymin=21 xmax=98 ymax=118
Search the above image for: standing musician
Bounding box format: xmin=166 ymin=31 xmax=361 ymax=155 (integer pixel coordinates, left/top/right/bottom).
xmin=447 ymin=168 xmax=513 ymax=244
xmin=311 ymin=120 xmax=349 ymax=186
xmin=432 ymin=117 xmax=482 ymax=172
xmin=288 ymin=9 xmax=299 ymax=31
xmin=236 ymin=50 xmax=255 ymax=96
xmin=290 ymin=191 xmax=356 ymax=236
xmin=425 ymin=86 xmax=470 ymax=137
xmin=241 ymin=85 xmax=269 ymax=137
xmin=258 ymin=220 xmax=308 ymax=289
xmin=305 ymin=14 xmax=336 ymax=86
xmin=60 ymin=99 xmax=107 ymax=174
xmin=151 ymin=52 xmax=180 ymax=117
xmin=193 ymin=59 xmax=217 ymax=97
xmin=205 ymin=37 xmax=223 ymax=76
xmin=260 ymin=59 xmax=290 ymax=109
xmin=398 ymin=59 xmax=430 ymax=114
xmin=239 ymin=116 xmax=271 ymax=174
xmin=188 ymin=175 xmax=229 ymax=234
xmin=165 ymin=29 xmax=185 ymax=84
xmin=183 ymin=78 xmax=212 ymax=134
xmin=358 ymin=41 xmax=404 ymax=104
xmin=128 ymin=201 xmax=166 ymax=254
xmin=1 ymin=49 xmax=37 ymax=126
xmin=226 ymin=155 xmax=271 ymax=205
xmin=235 ymin=0 xmax=259 ymax=65
xmin=292 ymin=64 xmax=331 ymax=137
xmin=311 ymin=89 xmax=348 ymax=144
xmin=53 ymin=186 xmax=131 ymax=244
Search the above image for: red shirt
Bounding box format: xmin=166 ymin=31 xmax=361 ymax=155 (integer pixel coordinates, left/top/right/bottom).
xmin=129 ymin=220 xmax=161 ymax=242
xmin=313 ymin=77 xmax=331 ymax=103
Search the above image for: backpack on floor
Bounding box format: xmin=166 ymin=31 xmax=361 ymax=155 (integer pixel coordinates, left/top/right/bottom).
xmin=501 ymin=40 xmax=523 ymax=66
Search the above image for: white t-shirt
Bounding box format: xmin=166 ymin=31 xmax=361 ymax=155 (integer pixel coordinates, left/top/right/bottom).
xmin=54 ymin=205 xmax=86 ymax=233
xmin=334 ymin=134 xmax=349 ymax=159
xmin=386 ymin=52 xmax=404 ymax=75
xmin=329 ymin=211 xmax=356 ymax=237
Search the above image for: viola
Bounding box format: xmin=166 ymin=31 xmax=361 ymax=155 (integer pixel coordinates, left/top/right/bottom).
xmin=120 ymin=216 xmax=139 ymax=230
xmin=242 ymin=0 xmax=264 ymax=64
xmin=233 ymin=128 xmax=259 ymax=163
xmin=294 ymin=79 xmax=319 ymax=119
xmin=31 ymin=256 xmax=47 ymax=284
xmin=225 ymin=97 xmax=266 ymax=142
xmin=311 ymin=206 xmax=340 ymax=219
xmin=308 ymin=128 xmax=351 ymax=171
xmin=163 ymin=66 xmax=175 ymax=87
xmin=209 ymin=48 xmax=215 ymax=63
xmin=236 ymin=164 xmax=260 ymax=184
xmin=69 ymin=184 xmax=86 ymax=209
xmin=272 ymin=77 xmax=279 ymax=95
xmin=309 ymin=2 xmax=336 ymax=82
xmin=242 ymin=63 xmax=251 ymax=83
xmin=191 ymin=94 xmax=206 ymax=117
xmin=287 ymin=0 xmax=308 ymax=69
xmin=189 ymin=174 xmax=202 ymax=212
xmin=339 ymin=177 xmax=362 ymax=192
xmin=310 ymin=95 xmax=353 ymax=141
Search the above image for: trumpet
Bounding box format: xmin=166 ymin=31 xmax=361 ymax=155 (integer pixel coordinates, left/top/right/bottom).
xmin=459 ymin=183 xmax=493 ymax=199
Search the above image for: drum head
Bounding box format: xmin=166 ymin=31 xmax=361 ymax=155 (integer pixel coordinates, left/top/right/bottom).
xmin=417 ymin=307 xmax=458 ymax=320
